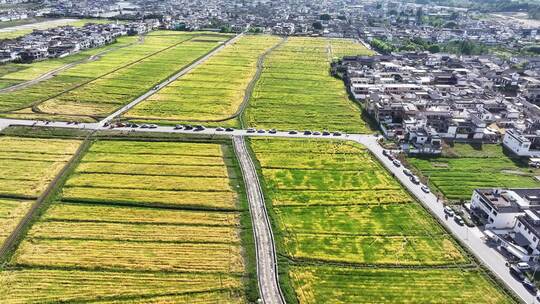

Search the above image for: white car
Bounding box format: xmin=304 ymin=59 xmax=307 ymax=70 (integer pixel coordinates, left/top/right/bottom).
xmin=444 ymin=206 xmax=455 ymax=217
xmin=392 ymin=159 xmax=401 ymax=167
xmin=517 ymin=262 xmax=531 ymax=271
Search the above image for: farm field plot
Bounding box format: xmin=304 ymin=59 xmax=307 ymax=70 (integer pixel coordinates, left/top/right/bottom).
xmin=250 ymin=138 xmax=508 ymax=303
xmin=0 ymin=31 xmax=231 ymax=119
xmin=4 ymin=139 xmax=252 ymax=303
xmin=408 ymin=143 xmax=540 ymax=201
xmin=126 ymin=35 xmax=282 ymax=126
xmin=244 ymin=37 xmax=373 ymax=133
xmin=62 ymin=140 xmax=238 ymax=209
xmin=0 ymin=199 xmax=32 ymax=246
xmin=0 ymin=136 xmax=81 ymax=198
xmin=290 ymin=265 xmax=512 ymax=304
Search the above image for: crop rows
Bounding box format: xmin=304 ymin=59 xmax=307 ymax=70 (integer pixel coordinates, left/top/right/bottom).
xmin=0 ymin=199 xmax=32 ymax=246
xmin=290 ymin=266 xmax=512 ymax=303
xmin=127 ymin=35 xmax=282 ymax=126
xmin=244 ymin=37 xmax=373 ymax=133
xmin=249 ymin=138 xmax=511 ymax=303
xmin=3 ymin=140 xmax=250 ymax=302
xmin=0 ymin=31 xmax=231 ymax=119
xmin=408 ymin=143 xmax=540 ymax=201
xmin=0 ymin=136 xmax=81 ymax=198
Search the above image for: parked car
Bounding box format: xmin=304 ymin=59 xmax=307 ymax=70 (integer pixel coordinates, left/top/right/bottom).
xmin=444 ymin=206 xmax=455 ymax=217
xmin=332 ymin=132 xmax=342 ymax=136
xmin=194 ymin=125 xmax=205 ymax=131
xmin=225 ymin=128 xmax=234 ymax=132
xmin=383 ymin=150 xmax=389 ymax=157
xmin=322 ymin=131 xmax=330 ymax=136
xmin=216 ymin=127 xmax=225 ymax=132
xmin=140 ymin=124 xmax=150 ymax=129
xmin=523 ymin=279 xmax=537 ymax=294
xmin=516 ymin=262 xmax=531 ymax=271
xmin=303 ymin=130 xmax=312 ymax=135
xmin=509 ymin=265 xmax=525 ymax=280
xmin=313 ymin=131 xmax=321 ymax=135
xmin=269 ymin=129 xmax=277 ymax=134
xmin=392 ymin=160 xmax=401 ymax=167
xmin=148 ymin=124 xmax=158 ymax=129
xmin=410 ymin=175 xmax=420 ymax=184
xmin=403 ymin=169 xmax=412 ymax=176
xmin=247 ymin=128 xmax=256 ymax=133
xmin=174 ymin=125 xmax=183 ymax=130
xmin=288 ymin=130 xmax=298 ymax=135
xmin=184 ymin=125 xmax=193 ymax=130
xmin=257 ymin=129 xmax=266 ymax=134
xmin=454 ymin=215 xmax=464 ymax=226
xmin=421 ymin=185 xmax=430 ymax=193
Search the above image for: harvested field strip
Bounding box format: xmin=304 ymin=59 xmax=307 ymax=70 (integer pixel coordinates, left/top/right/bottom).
xmin=43 ymin=203 xmax=240 ymax=226
xmin=127 ymin=35 xmax=282 ymax=123
xmin=0 ymin=269 xmax=243 ymax=303
xmin=289 ymin=265 xmax=512 ymax=304
xmin=65 ymin=173 xmax=233 ymax=192
xmin=270 ymin=189 xmax=412 ymax=206
xmin=0 ymin=199 xmax=33 ymax=246
xmin=87 ymin=140 xmax=224 ymax=156
xmin=28 ymin=221 xmax=240 ymax=244
xmin=75 ymin=162 xmax=229 ymax=177
xmin=93 ymin=291 xmax=246 ymax=304
xmin=62 ymin=187 xmax=238 ymax=210
xmin=81 ymin=152 xmax=226 ymax=166
xmin=13 ymin=239 xmax=244 ymax=273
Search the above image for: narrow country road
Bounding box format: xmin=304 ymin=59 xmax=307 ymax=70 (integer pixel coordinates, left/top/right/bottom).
xmin=99 ymin=33 xmax=245 ymax=126
xmin=232 ymin=136 xmax=285 ymax=304
xmin=0 ymin=117 xmax=535 ymax=303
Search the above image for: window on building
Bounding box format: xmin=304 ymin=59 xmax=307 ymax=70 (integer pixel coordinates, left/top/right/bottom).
xmin=518 ymin=222 xmax=522 ymax=227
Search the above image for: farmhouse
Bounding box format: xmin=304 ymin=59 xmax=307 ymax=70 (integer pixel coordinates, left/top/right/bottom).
xmin=503 ymin=128 xmax=540 ymax=158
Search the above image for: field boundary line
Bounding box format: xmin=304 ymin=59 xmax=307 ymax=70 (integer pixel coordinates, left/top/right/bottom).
xmin=0 ymin=133 xmax=93 ymax=262
xmin=232 ymin=136 xmax=285 ymax=304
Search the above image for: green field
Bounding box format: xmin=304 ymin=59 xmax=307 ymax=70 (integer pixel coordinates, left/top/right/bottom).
xmin=243 ymin=37 xmax=374 ymax=133
xmin=408 ymin=143 xmax=540 ymax=201
xmin=249 ymin=138 xmax=512 ymax=303
xmin=126 ymin=35 xmax=282 ymax=126
xmin=2 ymin=139 xmax=254 ymax=303
xmin=0 ymin=31 xmax=232 ymax=120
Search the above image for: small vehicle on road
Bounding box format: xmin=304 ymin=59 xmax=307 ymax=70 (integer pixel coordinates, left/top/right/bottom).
xmin=523 ymin=279 xmax=537 ymax=294
xmin=421 ymin=185 xmax=430 ymax=193
xmin=194 ymin=125 xmax=205 ymax=131
xmin=303 ymin=130 xmax=312 ymax=135
xmin=269 ymin=129 xmax=277 ymax=134
xmin=403 ymin=169 xmax=412 ymax=176
xmin=410 ymin=175 xmax=420 ymax=184
xmin=444 ymin=206 xmax=455 ymax=217
xmin=148 ymin=124 xmax=158 ymax=129
xmin=454 ymin=215 xmax=464 ymax=226
xmin=313 ymin=131 xmax=321 ymax=135
xmin=216 ymin=127 xmax=224 ymax=132
xmin=392 ymin=159 xmax=401 ymax=167
xmin=322 ymin=131 xmax=330 ymax=136
xmin=289 ymin=130 xmax=298 ymax=135
xmin=516 ymin=262 xmax=531 ymax=271
xmin=174 ymin=125 xmax=183 ymax=130
xmin=257 ymin=129 xmax=266 ymax=134
xmin=247 ymin=128 xmax=256 ymax=133
xmin=509 ymin=265 xmax=525 ymax=280
xmin=225 ymin=128 xmax=234 ymax=132
xmin=184 ymin=125 xmax=193 ymax=130
xmin=383 ymin=150 xmax=389 ymax=157
xmin=140 ymin=124 xmax=150 ymax=129
xmin=332 ymin=132 xmax=342 ymax=136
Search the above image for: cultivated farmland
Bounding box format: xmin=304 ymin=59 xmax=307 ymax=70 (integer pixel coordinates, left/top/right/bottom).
xmin=126 ymin=35 xmax=282 ymax=126
xmin=249 ymin=137 xmax=511 ymax=303
xmin=244 ymin=37 xmax=374 ymax=133
xmin=0 ymin=31 xmax=232 ymax=120
xmin=407 ymin=143 xmax=540 ymax=201
xmin=3 ymin=139 xmax=254 ymax=303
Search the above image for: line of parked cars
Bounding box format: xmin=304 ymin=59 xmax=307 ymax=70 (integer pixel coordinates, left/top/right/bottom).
xmin=508 ymin=263 xmax=539 ymax=296
xmin=107 ymin=122 xmax=159 ymax=129
xmin=383 ymin=149 xmax=431 ymax=194
xmin=174 ymin=125 xmax=206 ymax=131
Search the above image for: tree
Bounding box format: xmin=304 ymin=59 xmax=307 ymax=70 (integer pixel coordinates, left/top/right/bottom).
xmin=428 ymin=44 xmax=441 ymax=53
xmin=312 ymin=22 xmax=323 ymax=30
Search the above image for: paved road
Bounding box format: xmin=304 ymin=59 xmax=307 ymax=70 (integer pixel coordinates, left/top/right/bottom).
xmin=0 ymin=117 xmax=534 ymax=303
xmin=99 ymin=33 xmax=244 ymax=126
xmin=233 ymin=136 xmax=285 ymax=304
